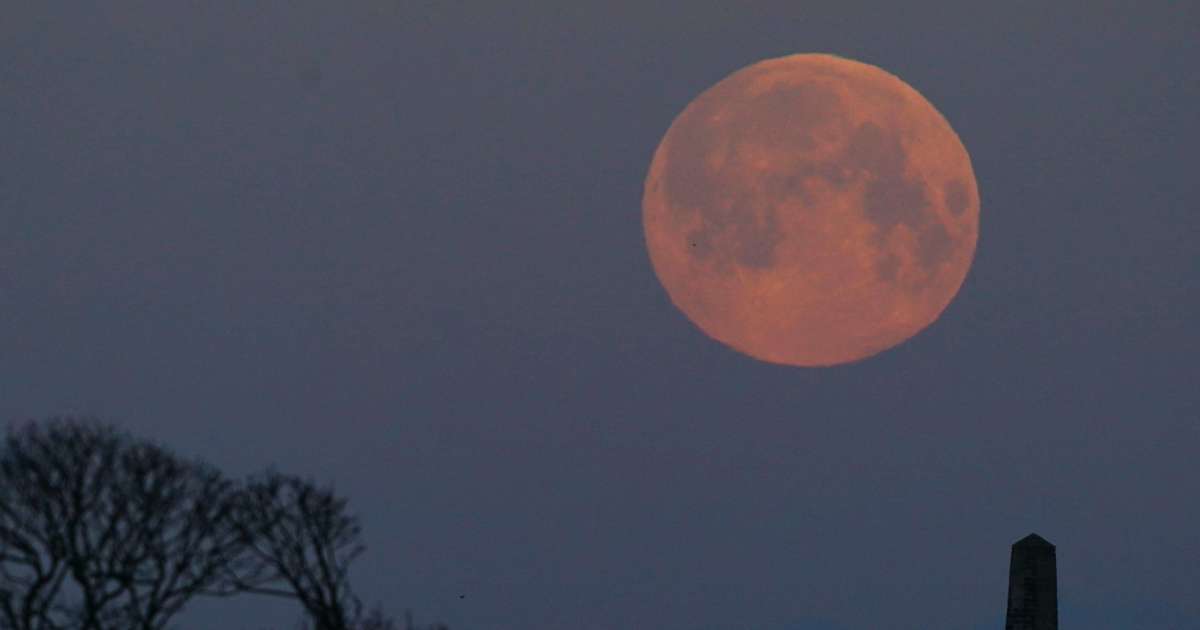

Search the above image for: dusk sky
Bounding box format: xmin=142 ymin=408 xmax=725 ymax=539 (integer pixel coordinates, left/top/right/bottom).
xmin=2 ymin=3 xmax=1197 ymax=629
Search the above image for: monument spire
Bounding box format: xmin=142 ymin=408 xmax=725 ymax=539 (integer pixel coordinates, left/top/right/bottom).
xmin=1005 ymin=533 xmax=1058 ymax=630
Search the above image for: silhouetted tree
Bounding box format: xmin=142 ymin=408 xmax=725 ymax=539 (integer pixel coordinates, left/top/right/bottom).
xmin=0 ymin=421 xmax=85 ymax=630
xmin=2 ymin=418 xmax=443 ymax=630
xmin=0 ymin=419 xmax=249 ymax=630
xmin=226 ymin=471 xmax=367 ymax=630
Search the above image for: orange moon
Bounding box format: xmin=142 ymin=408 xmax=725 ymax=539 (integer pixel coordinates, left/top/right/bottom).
xmin=642 ymin=54 xmax=979 ymax=366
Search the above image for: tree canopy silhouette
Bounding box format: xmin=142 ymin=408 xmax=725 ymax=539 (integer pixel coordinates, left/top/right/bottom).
xmin=226 ymin=470 xmax=366 ymax=629
xmin=1 ymin=419 xmax=245 ymax=630
xmin=0 ymin=418 xmax=445 ymax=630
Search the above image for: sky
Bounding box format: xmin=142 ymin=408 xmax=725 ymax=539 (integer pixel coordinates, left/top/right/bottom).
xmin=1 ymin=2 xmax=1197 ymax=629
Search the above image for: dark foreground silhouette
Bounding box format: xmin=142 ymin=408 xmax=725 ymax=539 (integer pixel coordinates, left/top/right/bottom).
xmin=1005 ymin=533 xmax=1058 ymax=630
xmin=0 ymin=417 xmax=448 ymax=630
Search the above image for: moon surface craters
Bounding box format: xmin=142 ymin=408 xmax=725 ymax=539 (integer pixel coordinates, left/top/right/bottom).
xmin=843 ymin=120 xmax=953 ymax=281
xmin=662 ymin=76 xmax=958 ymax=287
xmin=685 ymin=196 xmax=784 ymax=271
xmin=944 ymin=179 xmax=970 ymax=216
xmin=661 ymin=77 xmax=848 ymax=273
xmin=642 ymin=53 xmax=980 ymax=366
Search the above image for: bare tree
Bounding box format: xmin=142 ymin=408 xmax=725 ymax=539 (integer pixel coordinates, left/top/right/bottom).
xmin=0 ymin=419 xmax=250 ymax=630
xmin=0 ymin=420 xmax=103 ymax=630
xmin=2 ymin=419 xmax=441 ymax=630
xmin=82 ymin=438 xmax=249 ymax=629
xmin=226 ymin=471 xmax=366 ymax=630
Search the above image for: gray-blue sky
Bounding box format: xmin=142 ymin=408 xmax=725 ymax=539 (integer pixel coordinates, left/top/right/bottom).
xmin=2 ymin=2 xmax=1197 ymax=628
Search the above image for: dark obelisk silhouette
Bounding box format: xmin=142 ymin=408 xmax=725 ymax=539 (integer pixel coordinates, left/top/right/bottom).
xmin=1005 ymin=533 xmax=1058 ymax=630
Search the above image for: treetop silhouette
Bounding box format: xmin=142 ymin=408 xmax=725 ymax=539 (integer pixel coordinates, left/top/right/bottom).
xmin=0 ymin=418 xmax=444 ymax=630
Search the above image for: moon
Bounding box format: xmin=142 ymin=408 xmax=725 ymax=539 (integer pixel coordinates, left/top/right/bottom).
xmin=643 ymin=54 xmax=979 ymax=366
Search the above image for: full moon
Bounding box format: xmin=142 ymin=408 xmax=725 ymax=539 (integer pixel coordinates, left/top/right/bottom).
xmin=643 ymin=54 xmax=979 ymax=366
